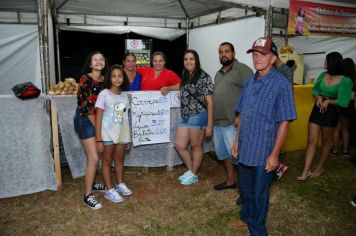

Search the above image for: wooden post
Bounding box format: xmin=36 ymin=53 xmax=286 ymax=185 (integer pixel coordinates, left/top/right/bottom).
xmin=166 ymin=143 xmax=174 ymax=171
xmin=51 ymin=102 xmax=62 ymax=188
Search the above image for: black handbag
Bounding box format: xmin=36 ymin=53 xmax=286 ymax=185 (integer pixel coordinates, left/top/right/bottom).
xmin=12 ymin=82 xmax=41 ymax=99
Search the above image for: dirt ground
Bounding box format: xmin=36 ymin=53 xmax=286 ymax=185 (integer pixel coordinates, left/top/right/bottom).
xmin=1 ymin=151 xmax=356 ymax=236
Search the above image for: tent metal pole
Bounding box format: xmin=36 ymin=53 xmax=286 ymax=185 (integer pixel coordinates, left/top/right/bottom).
xmin=284 ymin=10 xmax=289 ymax=46
xmin=37 ymin=0 xmax=50 ymax=94
xmin=54 ymin=25 xmax=61 ymax=82
xmin=265 ymin=5 xmax=273 ymax=37
xmin=51 ymin=4 xmax=62 ymax=83
xmin=186 ymin=17 xmax=189 ymax=49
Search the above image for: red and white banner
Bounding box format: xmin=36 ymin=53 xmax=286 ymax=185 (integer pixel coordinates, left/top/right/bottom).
xmin=288 ymin=0 xmax=356 ymax=36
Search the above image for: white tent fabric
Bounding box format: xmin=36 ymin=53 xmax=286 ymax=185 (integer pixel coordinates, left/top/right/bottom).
xmin=60 ymin=25 xmax=186 ymax=41
xmin=189 ymin=16 xmax=265 ymax=79
xmin=56 ymin=0 xmax=230 ymax=19
xmin=222 ymin=0 xmax=356 ymax=8
xmin=0 ymin=25 xmax=41 ymax=94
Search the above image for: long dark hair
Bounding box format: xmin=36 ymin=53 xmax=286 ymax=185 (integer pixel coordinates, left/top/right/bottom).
xmin=82 ymin=51 xmax=109 ymax=76
xmin=343 ymin=58 xmax=355 ymax=79
xmin=181 ymin=49 xmax=202 ymax=86
xmin=105 ymin=64 xmax=129 ymax=90
xmin=326 ymin=52 xmax=344 ymax=76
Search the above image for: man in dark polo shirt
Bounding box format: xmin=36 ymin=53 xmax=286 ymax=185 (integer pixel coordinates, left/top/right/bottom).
xmin=212 ymin=42 xmax=253 ymax=192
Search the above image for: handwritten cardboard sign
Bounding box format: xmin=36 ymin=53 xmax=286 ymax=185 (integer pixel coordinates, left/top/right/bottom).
xmin=131 ymin=91 xmax=170 ymax=146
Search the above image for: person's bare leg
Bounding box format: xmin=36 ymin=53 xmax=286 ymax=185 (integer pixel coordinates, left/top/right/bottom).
xmin=188 ymin=128 xmax=205 ymax=175
xmin=175 ymin=127 xmax=193 ymax=170
xmin=313 ymin=127 xmax=334 ymax=175
xmin=332 ymin=119 xmax=341 ymax=153
xmin=82 ymin=137 xmax=100 ymax=194
xmin=102 ymin=145 xmax=114 ymax=190
xmin=297 ymin=123 xmax=320 ymax=178
xmin=113 ymin=144 xmax=126 ymax=183
xmin=224 ymin=158 xmax=236 ymax=186
xmin=340 ymin=116 xmax=350 ymax=153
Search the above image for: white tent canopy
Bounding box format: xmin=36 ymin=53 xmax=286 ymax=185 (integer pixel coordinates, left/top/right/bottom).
xmin=0 ymin=0 xmax=267 ymax=95
xmin=1 ymin=0 xmax=355 ymax=26
xmin=0 ymin=0 xmax=355 ymax=94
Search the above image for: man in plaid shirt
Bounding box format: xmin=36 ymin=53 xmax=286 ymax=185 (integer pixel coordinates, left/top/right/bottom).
xmin=231 ymin=37 xmax=297 ymax=235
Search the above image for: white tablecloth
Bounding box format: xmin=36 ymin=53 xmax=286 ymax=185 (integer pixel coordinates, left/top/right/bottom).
xmin=0 ymin=95 xmax=57 ymax=198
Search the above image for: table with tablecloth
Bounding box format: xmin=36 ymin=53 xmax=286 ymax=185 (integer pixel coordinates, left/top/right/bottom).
xmin=49 ymin=93 xmax=214 ymax=179
xmin=0 ymin=95 xmax=57 ymax=198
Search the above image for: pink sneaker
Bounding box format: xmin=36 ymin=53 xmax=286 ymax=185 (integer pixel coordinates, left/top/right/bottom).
xmin=276 ymin=163 xmax=288 ymax=180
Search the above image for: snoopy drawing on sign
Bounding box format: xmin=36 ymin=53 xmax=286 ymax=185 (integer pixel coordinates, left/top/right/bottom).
xmin=113 ymin=102 xmax=126 ymax=124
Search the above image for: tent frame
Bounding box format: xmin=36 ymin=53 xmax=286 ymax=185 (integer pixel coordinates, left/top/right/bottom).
xmin=15 ymin=0 xmax=276 ymax=91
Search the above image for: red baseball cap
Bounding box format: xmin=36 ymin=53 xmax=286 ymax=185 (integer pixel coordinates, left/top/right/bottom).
xmin=247 ymin=37 xmax=278 ymax=55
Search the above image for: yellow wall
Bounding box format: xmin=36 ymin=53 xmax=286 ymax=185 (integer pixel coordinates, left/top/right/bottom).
xmin=282 ymin=84 xmax=316 ymax=152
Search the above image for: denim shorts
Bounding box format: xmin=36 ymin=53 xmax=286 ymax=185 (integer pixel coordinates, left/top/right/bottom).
xmin=213 ymin=125 xmax=237 ymax=161
xmin=74 ymin=107 xmax=96 ymax=140
xmin=103 ymin=141 xmax=129 ymax=145
xmin=178 ymin=112 xmax=208 ymax=130
xmin=103 ymin=141 xmax=114 ymax=145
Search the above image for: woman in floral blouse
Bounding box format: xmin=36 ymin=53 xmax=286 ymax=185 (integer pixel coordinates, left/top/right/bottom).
xmin=74 ymin=51 xmax=108 ymax=210
xmin=175 ymin=49 xmax=213 ymax=185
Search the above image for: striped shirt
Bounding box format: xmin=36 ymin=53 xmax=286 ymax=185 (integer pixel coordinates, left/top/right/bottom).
xmin=235 ymin=68 xmax=297 ymax=166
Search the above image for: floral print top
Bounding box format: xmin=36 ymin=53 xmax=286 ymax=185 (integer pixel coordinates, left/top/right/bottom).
xmin=180 ymin=70 xmax=213 ymax=118
xmin=77 ymin=74 xmax=105 ymax=116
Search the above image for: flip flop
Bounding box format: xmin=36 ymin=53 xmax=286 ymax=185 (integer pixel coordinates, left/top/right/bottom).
xmin=296 ymin=171 xmax=312 ymax=181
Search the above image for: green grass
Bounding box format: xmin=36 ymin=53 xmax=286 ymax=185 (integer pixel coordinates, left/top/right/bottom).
xmin=0 ymin=150 xmax=356 ymax=235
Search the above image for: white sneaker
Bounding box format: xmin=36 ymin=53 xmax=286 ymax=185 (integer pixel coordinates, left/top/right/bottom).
xmin=178 ymin=170 xmax=193 ymax=181
xmin=180 ymin=174 xmax=199 ymax=186
xmin=115 ymin=183 xmax=133 ymax=196
xmin=104 ymin=188 xmax=124 ymax=203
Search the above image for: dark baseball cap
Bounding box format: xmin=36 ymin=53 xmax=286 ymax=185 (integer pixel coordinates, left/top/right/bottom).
xmin=247 ymin=37 xmax=278 ymax=55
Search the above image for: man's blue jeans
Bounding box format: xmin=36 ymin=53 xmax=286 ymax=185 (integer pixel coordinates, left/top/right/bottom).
xmin=238 ymin=164 xmax=273 ymax=236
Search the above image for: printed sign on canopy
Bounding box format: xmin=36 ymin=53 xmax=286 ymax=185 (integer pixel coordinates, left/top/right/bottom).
xmin=288 ymin=0 xmax=356 ymax=36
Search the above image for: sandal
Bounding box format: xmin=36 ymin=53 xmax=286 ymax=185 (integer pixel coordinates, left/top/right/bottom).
xmin=296 ymin=171 xmax=312 ymax=181
xmin=311 ymin=168 xmax=325 ymax=177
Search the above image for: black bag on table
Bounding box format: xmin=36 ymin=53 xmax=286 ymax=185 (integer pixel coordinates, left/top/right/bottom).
xmin=12 ymin=82 xmax=41 ymax=100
